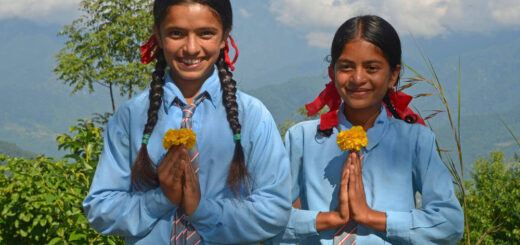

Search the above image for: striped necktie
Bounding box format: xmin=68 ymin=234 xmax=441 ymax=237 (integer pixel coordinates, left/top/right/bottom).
xmin=333 ymin=221 xmax=357 ymax=245
xmin=170 ymin=92 xmax=208 ymax=245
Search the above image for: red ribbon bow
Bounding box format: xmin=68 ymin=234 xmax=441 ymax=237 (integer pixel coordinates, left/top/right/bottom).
xmin=139 ymin=35 xmax=160 ymax=65
xmin=305 ymin=66 xmax=425 ymax=130
xmin=386 ymin=89 xmax=426 ymax=126
xmin=305 ymin=66 xmax=341 ymax=130
xmin=224 ymin=35 xmax=239 ymax=71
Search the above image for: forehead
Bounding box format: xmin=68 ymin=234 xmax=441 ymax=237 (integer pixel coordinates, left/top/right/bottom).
xmin=337 ymin=39 xmax=387 ymax=63
xmin=160 ymin=3 xmax=223 ymax=30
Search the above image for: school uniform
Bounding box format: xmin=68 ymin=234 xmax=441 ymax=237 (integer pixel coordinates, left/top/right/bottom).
xmin=278 ymin=105 xmax=464 ymax=244
xmin=83 ymin=68 xmax=292 ymax=244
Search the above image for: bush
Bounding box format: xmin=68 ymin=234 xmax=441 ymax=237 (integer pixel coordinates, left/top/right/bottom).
xmin=462 ymin=151 xmax=520 ymax=244
xmin=0 ymin=118 xmax=123 ymax=244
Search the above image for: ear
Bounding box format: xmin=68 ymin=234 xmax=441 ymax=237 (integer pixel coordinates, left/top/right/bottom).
xmin=388 ymin=64 xmax=401 ymax=89
xmin=220 ymin=29 xmax=230 ymax=50
xmin=153 ymin=25 xmax=163 ymax=49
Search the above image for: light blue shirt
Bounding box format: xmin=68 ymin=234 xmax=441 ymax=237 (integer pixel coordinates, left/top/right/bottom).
xmin=277 ymin=106 xmax=464 ymax=244
xmin=83 ymin=69 xmax=291 ymax=244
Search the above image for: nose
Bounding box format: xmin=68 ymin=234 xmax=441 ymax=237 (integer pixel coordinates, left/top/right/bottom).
xmin=350 ymin=68 xmax=366 ymax=85
xmin=184 ymin=34 xmax=200 ymax=55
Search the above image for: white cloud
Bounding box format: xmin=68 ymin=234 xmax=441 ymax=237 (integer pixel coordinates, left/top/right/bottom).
xmin=0 ymin=0 xmax=81 ymax=24
xmin=239 ymin=8 xmax=252 ymax=19
xmin=269 ymin=0 xmax=520 ymax=48
xmin=306 ymin=32 xmax=334 ymax=49
xmin=490 ymin=0 xmax=520 ymax=25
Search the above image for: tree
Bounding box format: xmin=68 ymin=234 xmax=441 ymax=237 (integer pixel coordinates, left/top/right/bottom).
xmin=55 ymin=0 xmax=154 ymax=112
xmin=461 ymin=151 xmax=520 ymax=245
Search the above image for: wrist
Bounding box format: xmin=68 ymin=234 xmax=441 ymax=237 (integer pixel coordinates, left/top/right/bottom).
xmin=316 ymin=211 xmax=346 ymax=231
xmin=358 ymin=209 xmax=387 ymax=232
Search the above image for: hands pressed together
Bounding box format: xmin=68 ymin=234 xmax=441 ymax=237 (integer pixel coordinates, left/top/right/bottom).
xmin=315 ymin=152 xmax=386 ymax=232
xmin=157 ymin=145 xmax=201 ymax=215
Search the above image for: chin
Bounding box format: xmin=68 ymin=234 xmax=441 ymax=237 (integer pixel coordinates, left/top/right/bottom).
xmin=344 ymin=101 xmax=380 ymax=111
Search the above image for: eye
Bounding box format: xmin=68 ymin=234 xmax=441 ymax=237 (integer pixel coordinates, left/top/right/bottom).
xmin=199 ymin=30 xmax=216 ymax=39
xmin=339 ymin=64 xmax=354 ymax=71
xmin=168 ymin=30 xmax=184 ymax=39
xmin=366 ymin=65 xmax=380 ymax=73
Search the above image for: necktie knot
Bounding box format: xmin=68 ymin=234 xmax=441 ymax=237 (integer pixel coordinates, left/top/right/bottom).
xmin=173 ymin=92 xmax=209 ymax=129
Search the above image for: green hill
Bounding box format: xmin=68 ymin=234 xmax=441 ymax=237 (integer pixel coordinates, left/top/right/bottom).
xmin=247 ymin=75 xmax=325 ymax=124
xmin=0 ymin=140 xmax=37 ymax=159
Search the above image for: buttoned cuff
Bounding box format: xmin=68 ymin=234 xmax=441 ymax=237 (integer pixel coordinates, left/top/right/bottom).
xmin=144 ymin=187 xmax=177 ymax=218
xmin=284 ymin=208 xmax=320 ymax=239
xmin=186 ymin=198 xmax=220 ymax=233
xmin=386 ymin=211 xmax=411 ymax=243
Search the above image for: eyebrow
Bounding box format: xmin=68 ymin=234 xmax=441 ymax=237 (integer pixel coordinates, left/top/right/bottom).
xmin=163 ymin=26 xmax=219 ymax=32
xmin=337 ymin=59 xmax=385 ymax=65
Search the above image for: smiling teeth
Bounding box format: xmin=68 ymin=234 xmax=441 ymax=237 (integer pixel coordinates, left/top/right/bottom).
xmin=182 ymin=59 xmax=201 ymax=65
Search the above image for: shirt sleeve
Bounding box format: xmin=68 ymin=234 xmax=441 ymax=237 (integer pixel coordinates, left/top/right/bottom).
xmin=82 ymin=107 xmax=177 ymax=237
xmin=385 ymin=128 xmax=465 ymax=244
xmin=184 ymin=106 xmax=292 ymax=244
xmin=280 ymin=125 xmax=320 ymax=241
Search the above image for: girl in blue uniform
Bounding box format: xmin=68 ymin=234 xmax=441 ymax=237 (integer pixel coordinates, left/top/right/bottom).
xmin=279 ymin=15 xmax=464 ymax=244
xmin=83 ymin=0 xmax=291 ymax=244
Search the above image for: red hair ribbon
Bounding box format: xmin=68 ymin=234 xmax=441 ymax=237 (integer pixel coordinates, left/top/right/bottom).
xmin=305 ymin=66 xmax=342 ymax=130
xmin=386 ymin=89 xmax=426 ymax=126
xmin=224 ymin=35 xmax=239 ymax=71
xmin=305 ymin=66 xmax=425 ymax=130
xmin=139 ymin=35 xmax=160 ymax=65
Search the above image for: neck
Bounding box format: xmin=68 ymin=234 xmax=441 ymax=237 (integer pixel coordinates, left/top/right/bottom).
xmin=171 ymin=69 xmax=212 ymax=105
xmin=343 ymin=104 xmax=381 ymax=131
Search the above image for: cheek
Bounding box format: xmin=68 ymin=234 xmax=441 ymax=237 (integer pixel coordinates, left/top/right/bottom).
xmin=333 ymin=74 xmax=349 ymax=98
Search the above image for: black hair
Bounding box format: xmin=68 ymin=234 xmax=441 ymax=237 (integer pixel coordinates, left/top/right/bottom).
xmin=319 ymin=15 xmax=414 ymax=136
xmin=131 ymin=0 xmax=249 ymax=194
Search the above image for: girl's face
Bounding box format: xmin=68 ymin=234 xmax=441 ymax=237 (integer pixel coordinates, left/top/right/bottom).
xmin=155 ymin=3 xmax=227 ymax=85
xmin=334 ymin=39 xmax=400 ymax=113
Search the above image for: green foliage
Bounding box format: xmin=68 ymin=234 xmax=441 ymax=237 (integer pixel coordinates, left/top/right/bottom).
xmin=54 ymin=0 xmax=154 ymax=111
xmin=57 ymin=118 xmax=104 ymax=165
xmin=461 ymin=151 xmax=520 ymax=244
xmin=0 ymin=118 xmax=123 ymax=244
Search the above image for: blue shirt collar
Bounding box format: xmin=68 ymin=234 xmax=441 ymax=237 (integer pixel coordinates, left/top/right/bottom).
xmin=162 ymin=67 xmax=221 ymax=112
xmin=336 ymin=104 xmax=389 ymax=151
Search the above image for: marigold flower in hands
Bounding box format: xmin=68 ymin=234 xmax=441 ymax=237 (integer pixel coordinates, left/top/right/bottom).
xmin=162 ymin=128 xmax=196 ymax=150
xmin=337 ymin=126 xmax=368 ymax=151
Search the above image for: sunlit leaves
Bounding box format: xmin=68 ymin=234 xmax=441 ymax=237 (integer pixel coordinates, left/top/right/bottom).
xmin=55 ymin=0 xmax=155 ymax=111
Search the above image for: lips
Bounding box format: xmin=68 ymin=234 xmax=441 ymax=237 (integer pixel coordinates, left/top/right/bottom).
xmin=178 ymin=58 xmax=203 ymax=69
xmin=347 ymin=89 xmax=371 ymax=97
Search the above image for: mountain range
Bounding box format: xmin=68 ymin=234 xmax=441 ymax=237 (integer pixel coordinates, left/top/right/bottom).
xmin=1 ymin=18 xmax=519 ymax=172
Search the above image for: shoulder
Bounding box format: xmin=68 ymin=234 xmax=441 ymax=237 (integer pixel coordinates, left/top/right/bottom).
xmin=385 ymin=117 xmax=437 ymax=155
xmin=107 ymin=90 xmax=150 ymax=133
xmin=235 ymin=90 xmax=274 ymax=125
xmin=387 ymin=117 xmax=435 ymax=141
xmin=286 ymin=119 xmax=320 ymax=138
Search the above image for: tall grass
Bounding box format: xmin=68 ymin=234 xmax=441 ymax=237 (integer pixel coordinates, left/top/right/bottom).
xmin=403 ymin=55 xmax=471 ymax=244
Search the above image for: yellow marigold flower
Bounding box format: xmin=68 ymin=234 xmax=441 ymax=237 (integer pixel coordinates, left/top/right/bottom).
xmin=162 ymin=128 xmax=196 ymax=150
xmin=337 ymin=126 xmax=368 ymax=151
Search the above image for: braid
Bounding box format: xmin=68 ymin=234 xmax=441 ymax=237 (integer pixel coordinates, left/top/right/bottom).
xmin=131 ymin=51 xmax=167 ymax=191
xmin=317 ymin=127 xmax=333 ymax=137
xmin=383 ymin=91 xmax=417 ymax=124
xmin=216 ymin=50 xmax=250 ymax=194
xmin=383 ymin=92 xmax=401 ymax=120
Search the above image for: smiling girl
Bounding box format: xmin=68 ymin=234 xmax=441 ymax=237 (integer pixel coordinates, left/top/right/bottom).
xmin=278 ymin=15 xmax=464 ymax=244
xmin=83 ymin=1 xmax=291 ymax=244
